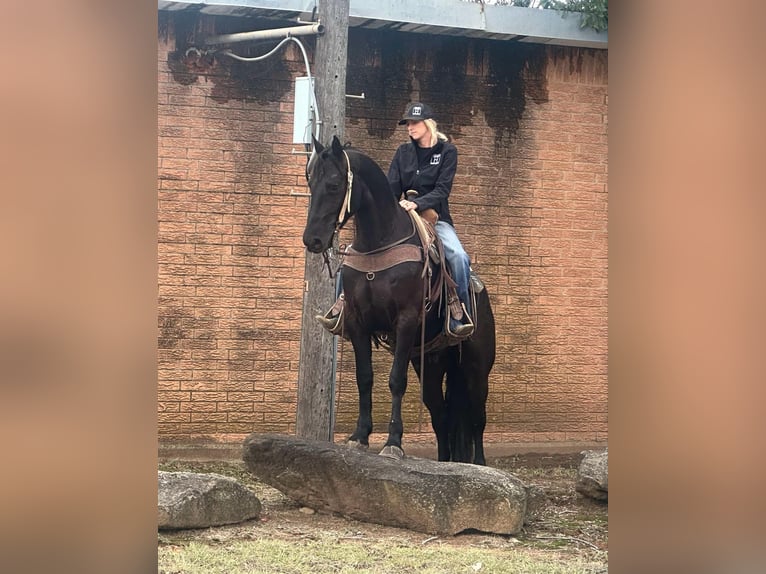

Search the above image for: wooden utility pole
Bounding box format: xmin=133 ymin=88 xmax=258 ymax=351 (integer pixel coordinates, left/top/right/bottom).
xmin=295 ymin=0 xmax=349 ymax=441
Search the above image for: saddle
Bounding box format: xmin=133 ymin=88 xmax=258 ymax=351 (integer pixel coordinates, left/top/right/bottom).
xmin=377 ymin=211 xmax=483 ymax=353
xmin=331 ymin=210 xmax=481 ymax=352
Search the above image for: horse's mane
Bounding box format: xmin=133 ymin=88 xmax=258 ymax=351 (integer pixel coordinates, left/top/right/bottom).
xmin=344 ymin=146 xmax=396 ymax=204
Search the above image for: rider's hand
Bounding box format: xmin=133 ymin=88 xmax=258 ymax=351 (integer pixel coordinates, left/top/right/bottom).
xmin=399 ymin=199 xmax=417 ymax=212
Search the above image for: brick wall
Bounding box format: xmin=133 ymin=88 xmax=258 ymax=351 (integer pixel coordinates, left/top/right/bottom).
xmin=158 ymin=12 xmax=608 ymax=447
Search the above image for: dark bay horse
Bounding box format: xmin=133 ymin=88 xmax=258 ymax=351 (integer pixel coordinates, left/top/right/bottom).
xmin=302 ymin=135 xmax=495 ymax=464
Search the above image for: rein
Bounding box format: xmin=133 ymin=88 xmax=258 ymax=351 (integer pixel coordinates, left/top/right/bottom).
xmin=344 ymin=220 xmax=417 ymax=257
xmin=321 ymin=246 xmax=340 ymax=279
xmin=338 ymin=150 xmax=354 ymax=226
xmin=338 ymin=149 xmax=419 ymax=253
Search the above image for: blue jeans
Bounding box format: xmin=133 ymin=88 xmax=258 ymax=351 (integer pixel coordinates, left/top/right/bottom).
xmin=435 ymin=221 xmax=472 ymax=318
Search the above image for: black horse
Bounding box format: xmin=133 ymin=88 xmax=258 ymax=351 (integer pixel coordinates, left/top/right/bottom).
xmin=302 ymin=135 xmax=495 ymax=464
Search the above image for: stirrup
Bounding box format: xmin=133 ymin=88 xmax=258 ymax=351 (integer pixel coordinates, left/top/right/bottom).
xmin=446 ymin=302 xmax=474 ymax=339
xmin=315 ymin=294 xmax=345 ymax=335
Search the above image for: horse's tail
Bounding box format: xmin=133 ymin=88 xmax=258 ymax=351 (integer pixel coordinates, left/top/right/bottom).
xmin=445 ymin=287 xmax=495 ymax=465
xmin=445 ymin=365 xmax=474 ymax=463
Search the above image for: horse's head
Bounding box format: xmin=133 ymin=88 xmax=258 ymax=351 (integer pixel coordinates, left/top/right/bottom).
xmin=302 ymin=135 xmax=352 ymax=253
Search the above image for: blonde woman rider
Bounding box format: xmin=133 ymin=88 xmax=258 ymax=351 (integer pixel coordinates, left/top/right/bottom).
xmin=317 ymin=102 xmax=474 ymax=337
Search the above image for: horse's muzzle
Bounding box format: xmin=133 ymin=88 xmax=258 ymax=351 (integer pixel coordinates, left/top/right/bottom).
xmin=303 ymin=235 xmax=325 ymax=254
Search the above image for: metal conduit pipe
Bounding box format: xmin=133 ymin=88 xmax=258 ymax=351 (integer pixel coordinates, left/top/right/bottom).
xmin=218 ymin=36 xmax=320 ymax=130
xmin=218 ymin=35 xmax=322 ymax=168
xmin=204 ymin=23 xmax=324 ymax=46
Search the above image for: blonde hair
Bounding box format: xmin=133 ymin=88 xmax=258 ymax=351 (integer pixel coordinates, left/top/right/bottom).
xmin=424 ymin=118 xmax=448 ymax=146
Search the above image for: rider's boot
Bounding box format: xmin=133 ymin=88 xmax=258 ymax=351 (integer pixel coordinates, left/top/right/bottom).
xmin=448 ymin=297 xmax=474 ymax=338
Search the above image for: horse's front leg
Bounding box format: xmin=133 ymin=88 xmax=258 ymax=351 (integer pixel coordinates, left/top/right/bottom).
xmin=379 ymin=324 xmax=418 ymax=460
xmin=347 ymin=334 xmax=373 ymax=449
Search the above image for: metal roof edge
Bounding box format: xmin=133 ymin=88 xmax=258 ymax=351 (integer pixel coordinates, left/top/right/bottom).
xmin=157 ymin=0 xmax=607 ymax=49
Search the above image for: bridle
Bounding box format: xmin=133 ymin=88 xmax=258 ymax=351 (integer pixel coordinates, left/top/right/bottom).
xmin=305 ymin=148 xmax=351 ymax=278
xmin=305 ymin=148 xmax=354 ymax=230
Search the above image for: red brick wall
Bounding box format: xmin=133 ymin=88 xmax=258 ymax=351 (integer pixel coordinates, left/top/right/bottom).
xmin=158 ymin=12 xmax=607 ymax=447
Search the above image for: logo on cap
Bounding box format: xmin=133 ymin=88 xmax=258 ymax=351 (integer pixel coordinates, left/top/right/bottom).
xmin=399 ymin=102 xmax=434 ymax=124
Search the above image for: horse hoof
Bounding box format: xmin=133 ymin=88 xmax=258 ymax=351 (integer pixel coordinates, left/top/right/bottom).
xmin=378 ymin=445 xmax=405 ymax=460
xmin=345 ymin=439 xmax=369 ymax=450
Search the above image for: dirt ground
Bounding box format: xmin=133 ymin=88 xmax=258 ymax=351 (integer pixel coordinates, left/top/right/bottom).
xmin=158 ymin=451 xmax=607 ymax=570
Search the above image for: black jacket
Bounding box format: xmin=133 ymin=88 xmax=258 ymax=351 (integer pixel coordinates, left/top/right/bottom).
xmin=387 ymin=138 xmax=458 ymax=226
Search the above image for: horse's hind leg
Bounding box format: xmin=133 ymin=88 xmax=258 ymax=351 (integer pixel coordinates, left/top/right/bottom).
xmin=470 ymin=390 xmax=487 ymax=466
xmin=443 ymin=348 xmax=489 ymax=465
xmin=463 ymin=368 xmax=489 ymax=466
xmin=468 ymin=290 xmax=494 ymax=466
xmin=413 ymin=355 xmax=450 ymax=461
xmin=347 ymin=334 xmax=374 ymax=449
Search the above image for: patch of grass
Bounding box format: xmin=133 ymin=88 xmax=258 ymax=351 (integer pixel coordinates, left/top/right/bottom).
xmin=157 ymin=456 xmax=607 ymax=572
xmin=158 ymin=537 xmax=605 ymax=574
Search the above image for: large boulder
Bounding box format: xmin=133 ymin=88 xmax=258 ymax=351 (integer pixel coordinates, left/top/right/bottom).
xmin=158 ymin=471 xmax=261 ymax=530
xmin=576 ymin=448 xmax=608 ymax=501
xmin=243 ymin=433 xmax=527 ymax=535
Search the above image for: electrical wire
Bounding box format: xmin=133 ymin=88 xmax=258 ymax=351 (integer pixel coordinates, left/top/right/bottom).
xmin=220 ymin=35 xmax=321 ymax=163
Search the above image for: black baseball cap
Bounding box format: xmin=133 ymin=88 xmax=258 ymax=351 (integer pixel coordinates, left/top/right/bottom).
xmin=398 ymin=102 xmax=434 ymax=125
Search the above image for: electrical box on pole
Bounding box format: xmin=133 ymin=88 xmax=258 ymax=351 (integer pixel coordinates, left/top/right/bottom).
xmin=293 ymin=77 xmax=315 ymax=145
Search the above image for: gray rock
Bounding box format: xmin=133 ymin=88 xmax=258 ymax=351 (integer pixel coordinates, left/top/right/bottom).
xmin=576 ymin=448 xmax=608 ymax=501
xmin=158 ymin=471 xmax=261 ymax=530
xmin=243 ymin=433 xmax=527 ymax=535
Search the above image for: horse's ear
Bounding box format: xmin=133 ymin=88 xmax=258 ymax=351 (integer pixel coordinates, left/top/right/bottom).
xmin=312 ymin=135 xmax=324 ymax=154
xmin=331 ymin=135 xmax=343 ymax=157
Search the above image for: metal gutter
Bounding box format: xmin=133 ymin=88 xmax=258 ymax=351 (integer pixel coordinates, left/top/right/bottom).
xmin=157 ymin=0 xmax=607 ymax=49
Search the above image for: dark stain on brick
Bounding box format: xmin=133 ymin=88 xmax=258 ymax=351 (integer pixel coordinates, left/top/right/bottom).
xmin=158 ymin=309 xmax=191 ymax=349
xmin=550 ymin=45 xmax=585 ymax=76
xmin=346 ymin=29 xmax=412 ymax=140
xmin=345 ymin=30 xmax=547 ymax=148
xmin=162 ymin=11 xmax=295 ymax=103
xmin=208 ymin=46 xmax=293 ymax=105
xmin=481 ymin=42 xmax=548 ymax=148
xmin=209 ymin=15 xmax=299 ymax=105
xmin=163 ymin=10 xmax=204 ymax=86
xmin=419 ymin=37 xmax=472 ymax=138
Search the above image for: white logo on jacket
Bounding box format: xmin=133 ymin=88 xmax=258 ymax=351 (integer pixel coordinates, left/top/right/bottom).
xmin=430 ymin=153 xmax=441 ymax=165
